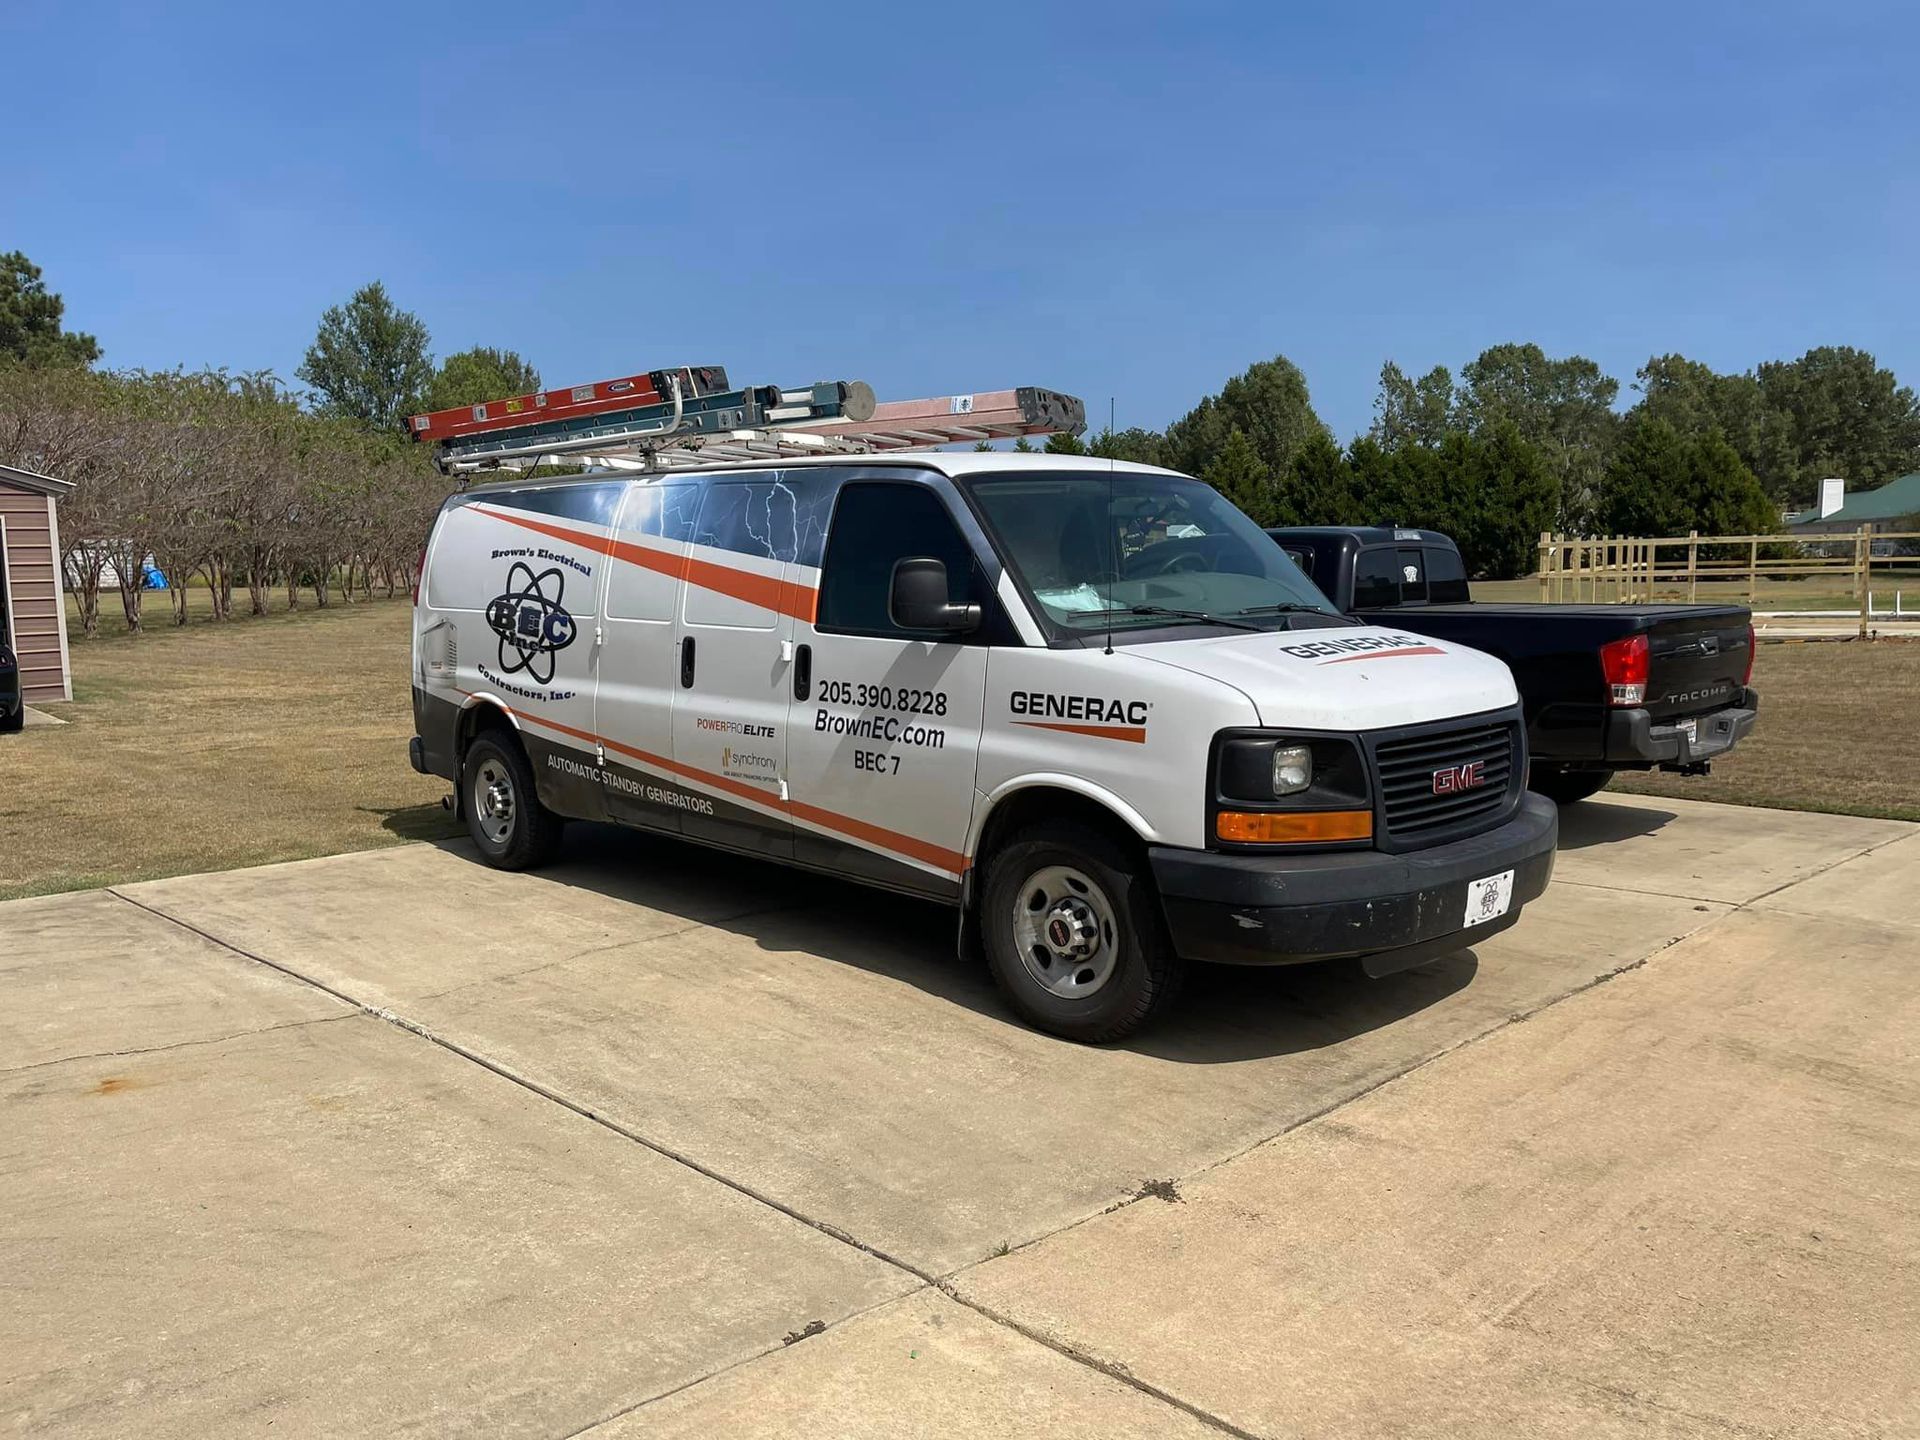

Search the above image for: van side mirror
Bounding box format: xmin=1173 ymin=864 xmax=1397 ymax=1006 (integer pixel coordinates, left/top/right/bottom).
xmin=890 ymin=556 xmax=982 ymax=633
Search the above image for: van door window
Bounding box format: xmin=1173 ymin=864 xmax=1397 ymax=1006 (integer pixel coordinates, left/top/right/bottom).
xmin=1425 ymin=545 xmax=1470 ymax=603
xmin=684 ymin=480 xmax=801 ymax=630
xmin=1396 ymin=547 xmax=1429 ymax=603
xmin=817 ymin=483 xmax=979 ymax=639
xmin=1352 ymin=548 xmax=1402 ymax=608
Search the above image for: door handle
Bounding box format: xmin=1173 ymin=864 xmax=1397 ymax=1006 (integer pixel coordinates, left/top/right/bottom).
xmin=680 ymin=635 xmax=696 ymax=689
xmin=793 ymin=643 xmax=811 ymax=701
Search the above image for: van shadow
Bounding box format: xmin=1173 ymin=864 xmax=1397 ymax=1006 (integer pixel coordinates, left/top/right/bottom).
xmin=1555 ymin=797 xmax=1676 ymax=850
xmin=435 ymin=820 xmax=1480 ymax=1066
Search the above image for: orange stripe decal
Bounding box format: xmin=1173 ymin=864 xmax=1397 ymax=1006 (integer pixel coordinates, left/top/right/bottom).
xmin=1011 ymin=719 xmax=1148 ymax=744
xmin=1317 ymin=645 xmax=1446 ymax=665
xmin=472 ymin=504 xmax=818 ymax=623
xmin=462 ymin=693 xmax=968 ymax=875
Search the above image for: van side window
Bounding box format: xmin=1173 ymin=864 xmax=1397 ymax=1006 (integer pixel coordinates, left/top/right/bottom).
xmin=1425 ymin=545 xmax=1470 ymax=603
xmin=1352 ymin=548 xmax=1401 ymax=608
xmin=694 ymin=480 xmax=803 ymax=564
xmin=1396 ymin=547 xmax=1428 ymax=603
xmin=817 ymin=483 xmax=977 ymax=638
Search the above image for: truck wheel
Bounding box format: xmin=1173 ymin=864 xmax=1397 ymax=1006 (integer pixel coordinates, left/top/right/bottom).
xmin=0 ymin=706 xmax=21 ymax=735
xmin=1530 ymin=766 xmax=1614 ymax=805
xmin=980 ymin=820 xmax=1185 ymax=1043
xmin=462 ymin=732 xmax=564 ymax=870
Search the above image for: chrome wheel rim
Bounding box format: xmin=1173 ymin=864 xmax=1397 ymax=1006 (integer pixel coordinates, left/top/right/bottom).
xmin=471 ymin=758 xmax=516 ymax=846
xmin=1012 ymin=864 xmax=1120 ymax=999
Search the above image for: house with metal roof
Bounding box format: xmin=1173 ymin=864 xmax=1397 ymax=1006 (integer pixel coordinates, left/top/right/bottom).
xmin=1785 ymin=473 xmax=1920 ymax=538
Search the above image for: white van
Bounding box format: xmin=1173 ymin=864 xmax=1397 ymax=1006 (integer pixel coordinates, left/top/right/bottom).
xmin=410 ymin=453 xmax=1557 ymax=1040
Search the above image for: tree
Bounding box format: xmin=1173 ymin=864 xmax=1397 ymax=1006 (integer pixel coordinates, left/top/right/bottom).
xmin=1202 ymin=427 xmax=1273 ymax=524
xmin=1043 ymin=430 xmax=1087 ymax=455
xmin=1456 ymin=343 xmax=1618 ymax=529
xmin=1165 ymin=356 xmax=1328 ymax=482
xmin=1754 ymin=346 xmax=1920 ymax=505
xmin=1686 ymin=428 xmax=1776 ymax=537
xmin=1593 ymin=413 xmax=1695 ymax=537
xmin=1087 ymin=427 xmax=1169 ymax=467
xmin=296 ymin=281 xmax=433 ymax=431
xmin=1634 ymin=347 xmax=1920 ymax=509
xmin=0 ymin=251 xmax=100 ymax=367
xmin=1345 ymin=425 xmax=1553 ymax=578
xmin=423 ymin=346 xmax=540 ymax=414
xmin=1370 ymin=362 xmax=1454 ymax=450
xmin=1453 ymin=421 xmax=1558 ymax=578
xmin=1274 ymin=430 xmax=1353 ymax=526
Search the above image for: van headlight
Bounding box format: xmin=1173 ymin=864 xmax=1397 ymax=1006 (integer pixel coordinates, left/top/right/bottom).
xmin=1211 ymin=732 xmax=1373 ymax=847
xmin=1271 ymin=744 xmax=1312 ymax=796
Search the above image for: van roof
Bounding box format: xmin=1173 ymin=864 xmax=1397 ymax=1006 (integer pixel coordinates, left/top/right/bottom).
xmin=459 ymin=451 xmax=1185 ymax=494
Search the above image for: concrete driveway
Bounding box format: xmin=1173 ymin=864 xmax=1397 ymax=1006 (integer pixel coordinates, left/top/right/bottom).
xmin=4 ymin=794 xmax=1916 ymax=1437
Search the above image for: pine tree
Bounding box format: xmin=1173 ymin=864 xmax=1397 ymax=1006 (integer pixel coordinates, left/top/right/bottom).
xmin=1203 ymin=427 xmax=1274 ymax=524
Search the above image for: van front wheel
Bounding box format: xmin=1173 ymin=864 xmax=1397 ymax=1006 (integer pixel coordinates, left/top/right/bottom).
xmin=462 ymin=733 xmax=564 ymax=870
xmin=980 ymin=821 xmax=1184 ymax=1043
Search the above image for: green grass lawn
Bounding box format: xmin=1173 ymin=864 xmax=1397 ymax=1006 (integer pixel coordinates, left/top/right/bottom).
xmin=2 ymin=598 xmax=456 ymax=900
xmin=2 ymin=599 xmax=1913 ymax=901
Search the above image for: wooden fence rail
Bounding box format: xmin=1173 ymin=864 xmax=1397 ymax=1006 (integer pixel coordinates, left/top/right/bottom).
xmin=1535 ymin=528 xmax=1920 ymax=638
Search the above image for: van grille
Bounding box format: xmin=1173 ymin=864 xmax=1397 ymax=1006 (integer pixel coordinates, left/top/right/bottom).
xmin=1373 ymin=717 xmax=1517 ymax=845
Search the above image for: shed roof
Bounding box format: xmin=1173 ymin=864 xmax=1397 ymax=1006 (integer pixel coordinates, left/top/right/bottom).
xmin=1786 ymin=473 xmax=1920 ymax=526
xmin=0 ymin=462 xmax=75 ymax=497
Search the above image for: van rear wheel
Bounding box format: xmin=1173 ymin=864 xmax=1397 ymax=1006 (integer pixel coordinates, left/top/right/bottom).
xmin=462 ymin=733 xmax=564 ymax=870
xmin=980 ymin=821 xmax=1184 ymax=1043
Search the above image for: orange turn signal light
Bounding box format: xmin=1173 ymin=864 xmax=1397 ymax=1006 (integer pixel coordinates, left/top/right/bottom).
xmin=1216 ymin=809 xmax=1373 ymax=844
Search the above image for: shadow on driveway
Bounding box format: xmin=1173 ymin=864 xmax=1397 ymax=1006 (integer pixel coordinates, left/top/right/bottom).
xmin=391 ymin=816 xmax=1481 ymax=1067
xmin=1554 ymin=796 xmax=1675 ymax=849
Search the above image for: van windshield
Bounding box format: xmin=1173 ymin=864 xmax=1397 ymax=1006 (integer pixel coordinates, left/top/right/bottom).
xmin=965 ymin=471 xmax=1340 ymax=633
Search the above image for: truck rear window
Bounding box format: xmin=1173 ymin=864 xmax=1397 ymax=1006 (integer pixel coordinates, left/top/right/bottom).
xmin=1424 ymin=545 xmax=1469 ymax=603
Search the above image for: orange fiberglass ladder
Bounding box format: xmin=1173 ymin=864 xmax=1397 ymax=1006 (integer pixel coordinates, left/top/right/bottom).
xmin=407 ymin=367 xmax=1086 ymax=476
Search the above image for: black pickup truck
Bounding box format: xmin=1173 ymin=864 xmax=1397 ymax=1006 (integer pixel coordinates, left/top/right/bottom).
xmin=1268 ymin=526 xmax=1758 ymax=804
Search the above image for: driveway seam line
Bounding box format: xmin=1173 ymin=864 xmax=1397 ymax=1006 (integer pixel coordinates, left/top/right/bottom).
xmin=0 ymin=1012 xmax=357 ymax=1077
xmin=555 ymin=1288 xmax=927 ymax=1439
xmin=105 ymin=886 xmax=1259 ymax=1440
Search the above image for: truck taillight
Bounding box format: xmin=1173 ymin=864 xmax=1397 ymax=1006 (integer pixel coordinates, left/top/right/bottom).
xmin=1600 ymin=632 xmax=1648 ymax=706
xmin=1742 ymin=623 xmax=1755 ymax=686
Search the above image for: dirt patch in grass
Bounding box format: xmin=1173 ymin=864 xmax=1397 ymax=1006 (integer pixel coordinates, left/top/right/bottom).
xmin=1 ymin=599 xmax=456 ymax=900
xmin=1610 ymin=639 xmax=1920 ymax=822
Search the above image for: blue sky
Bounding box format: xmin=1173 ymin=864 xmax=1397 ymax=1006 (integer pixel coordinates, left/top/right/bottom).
xmin=5 ymin=1 xmax=1914 ymax=440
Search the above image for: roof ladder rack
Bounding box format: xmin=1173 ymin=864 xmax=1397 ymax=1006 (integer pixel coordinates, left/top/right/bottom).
xmin=407 ymin=367 xmax=1084 ymax=475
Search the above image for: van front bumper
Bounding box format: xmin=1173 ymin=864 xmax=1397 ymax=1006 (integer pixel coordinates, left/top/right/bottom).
xmin=1149 ymin=794 xmax=1558 ymax=973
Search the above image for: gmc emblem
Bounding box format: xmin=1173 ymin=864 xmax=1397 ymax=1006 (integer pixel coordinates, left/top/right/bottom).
xmin=1432 ymin=760 xmax=1487 ymax=796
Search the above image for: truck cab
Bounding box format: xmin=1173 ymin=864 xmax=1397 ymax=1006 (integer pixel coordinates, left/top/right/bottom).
xmin=414 ymin=458 xmax=1556 ymax=1040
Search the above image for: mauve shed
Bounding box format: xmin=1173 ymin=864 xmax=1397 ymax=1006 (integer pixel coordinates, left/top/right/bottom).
xmin=0 ymin=462 xmax=75 ymax=706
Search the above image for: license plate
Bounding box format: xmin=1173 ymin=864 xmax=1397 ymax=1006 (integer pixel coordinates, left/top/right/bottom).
xmin=1464 ymin=870 xmax=1515 ymax=927
xmin=1678 ymin=718 xmax=1698 ymax=745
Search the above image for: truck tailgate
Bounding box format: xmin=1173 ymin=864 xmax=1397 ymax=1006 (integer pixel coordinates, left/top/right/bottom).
xmin=1647 ymin=610 xmax=1752 ymax=721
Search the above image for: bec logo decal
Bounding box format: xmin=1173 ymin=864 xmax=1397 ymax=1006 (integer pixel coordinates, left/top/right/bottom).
xmin=484 ymin=562 xmax=576 ymax=686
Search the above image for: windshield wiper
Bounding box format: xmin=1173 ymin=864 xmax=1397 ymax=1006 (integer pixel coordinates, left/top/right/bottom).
xmin=1086 ymin=604 xmax=1266 ymax=633
xmin=1231 ymin=602 xmax=1335 ymax=617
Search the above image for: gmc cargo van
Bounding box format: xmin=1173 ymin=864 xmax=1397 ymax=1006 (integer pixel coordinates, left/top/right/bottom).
xmin=410 ymin=454 xmax=1557 ymax=1040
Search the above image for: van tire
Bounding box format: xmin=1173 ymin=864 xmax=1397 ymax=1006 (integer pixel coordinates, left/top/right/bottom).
xmin=462 ymin=732 xmax=564 ymax=870
xmin=980 ymin=820 xmax=1184 ymax=1043
xmin=0 ymin=706 xmax=21 ymax=734
xmin=1529 ymin=766 xmax=1614 ymax=805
